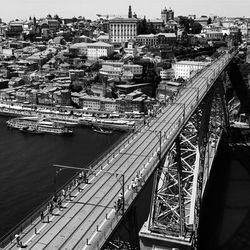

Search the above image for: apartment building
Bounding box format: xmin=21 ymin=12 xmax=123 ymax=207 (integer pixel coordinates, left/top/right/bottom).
xmin=87 ymin=42 xmax=114 ymax=59
xmin=109 ymin=17 xmax=138 ymax=44
xmin=172 ymin=61 xmax=209 ymax=79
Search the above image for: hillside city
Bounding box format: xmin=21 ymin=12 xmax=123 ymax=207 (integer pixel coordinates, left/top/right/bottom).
xmin=0 ymin=6 xmax=248 ymax=122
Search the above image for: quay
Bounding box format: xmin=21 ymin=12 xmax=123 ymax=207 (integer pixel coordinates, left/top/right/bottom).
xmin=0 ymin=103 xmax=143 ymax=131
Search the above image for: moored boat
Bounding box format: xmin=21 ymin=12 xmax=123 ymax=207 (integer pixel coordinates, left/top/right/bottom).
xmin=92 ymin=125 xmax=112 ymax=135
xmin=7 ymin=117 xmax=73 ymax=135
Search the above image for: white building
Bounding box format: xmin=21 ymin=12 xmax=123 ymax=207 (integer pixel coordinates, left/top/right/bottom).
xmin=172 ymin=61 xmax=209 ymax=79
xmin=109 ymin=17 xmax=138 ymax=44
xmin=87 ymin=42 xmax=114 ymax=59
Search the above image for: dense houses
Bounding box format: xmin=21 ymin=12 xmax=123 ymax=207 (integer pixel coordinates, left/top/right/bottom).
xmin=0 ymin=5 xmax=248 ymax=116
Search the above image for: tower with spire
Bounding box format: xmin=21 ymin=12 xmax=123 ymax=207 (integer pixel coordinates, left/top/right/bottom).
xmin=128 ymin=5 xmax=132 ymax=18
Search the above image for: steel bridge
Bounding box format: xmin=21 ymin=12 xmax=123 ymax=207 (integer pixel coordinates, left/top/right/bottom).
xmin=0 ymin=49 xmax=238 ymax=250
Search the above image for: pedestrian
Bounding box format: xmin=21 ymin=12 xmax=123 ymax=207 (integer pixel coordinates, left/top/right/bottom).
xmin=117 ymin=192 xmax=123 ymax=210
xmin=79 ymin=172 xmax=83 ymax=183
xmin=49 ymin=202 xmax=54 ymax=215
xmin=62 ymin=188 xmax=66 ymax=199
xmin=67 ymin=186 xmax=71 ymax=200
xmin=52 ymin=195 xmax=57 ymax=204
xmin=40 ymin=210 xmax=44 ymax=223
xmin=15 ymin=233 xmax=20 ymax=247
xmin=57 ymin=198 xmax=62 ymax=210
xmin=83 ymin=170 xmax=88 ymax=183
xmin=114 ymin=201 xmax=117 ymax=214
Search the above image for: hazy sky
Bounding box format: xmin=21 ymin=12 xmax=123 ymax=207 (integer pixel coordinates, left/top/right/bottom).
xmin=1 ymin=0 xmax=250 ymax=22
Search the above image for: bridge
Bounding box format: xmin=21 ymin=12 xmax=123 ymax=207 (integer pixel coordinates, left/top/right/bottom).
xmin=0 ymin=48 xmax=238 ymax=250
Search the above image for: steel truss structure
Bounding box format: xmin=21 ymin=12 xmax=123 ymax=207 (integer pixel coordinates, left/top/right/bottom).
xmin=149 ymin=82 xmax=228 ymax=248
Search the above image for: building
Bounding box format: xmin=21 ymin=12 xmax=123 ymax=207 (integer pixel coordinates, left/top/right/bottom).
xmin=109 ymin=17 xmax=138 ymax=44
xmin=87 ymin=42 xmax=114 ymax=59
xmin=6 ymin=21 xmax=23 ymax=38
xmin=149 ymin=19 xmax=164 ymax=31
xmin=195 ymin=16 xmax=209 ymax=26
xmin=157 ymin=33 xmax=177 ymax=45
xmin=69 ymin=42 xmax=88 ymax=56
xmin=124 ymin=41 xmax=137 ymax=56
xmin=172 ymin=61 xmax=209 ymax=79
xmin=96 ymin=35 xmax=110 ymax=43
xmin=205 ymin=31 xmax=224 ymax=40
xmin=136 ymin=33 xmax=176 ymax=46
xmin=160 ymin=68 xmax=175 ymax=80
xmin=136 ymin=34 xmax=158 ymax=47
xmin=161 ymin=7 xmax=174 ymax=24
xmin=123 ymin=64 xmax=143 ymax=76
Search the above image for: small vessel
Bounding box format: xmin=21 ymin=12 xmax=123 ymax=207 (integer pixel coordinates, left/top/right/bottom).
xmin=92 ymin=125 xmax=113 ymax=135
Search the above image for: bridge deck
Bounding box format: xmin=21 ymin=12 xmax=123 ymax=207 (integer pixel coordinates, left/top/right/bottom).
xmin=1 ymin=50 xmax=236 ymax=250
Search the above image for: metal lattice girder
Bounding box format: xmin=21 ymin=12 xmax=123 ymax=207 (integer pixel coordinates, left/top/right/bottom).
xmin=150 ymin=84 xmax=228 ymax=242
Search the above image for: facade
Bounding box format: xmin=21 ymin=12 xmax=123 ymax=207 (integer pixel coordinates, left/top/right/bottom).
xmin=205 ymin=31 xmax=224 ymax=40
xmin=87 ymin=42 xmax=114 ymax=59
xmin=136 ymin=34 xmax=158 ymax=47
xmin=69 ymin=42 xmax=88 ymax=56
xmin=160 ymin=68 xmax=175 ymax=80
xmin=109 ymin=17 xmax=138 ymax=44
xmin=172 ymin=61 xmax=210 ymax=79
xmin=136 ymin=33 xmax=176 ymax=46
xmin=149 ymin=19 xmax=164 ymax=31
xmin=195 ymin=16 xmax=209 ymax=26
xmin=123 ymin=64 xmax=143 ymax=76
xmin=79 ymin=95 xmax=117 ymax=111
xmin=124 ymin=41 xmax=137 ymax=56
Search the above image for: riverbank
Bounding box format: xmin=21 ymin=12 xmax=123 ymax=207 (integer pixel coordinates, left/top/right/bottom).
xmin=0 ymin=103 xmax=143 ymax=131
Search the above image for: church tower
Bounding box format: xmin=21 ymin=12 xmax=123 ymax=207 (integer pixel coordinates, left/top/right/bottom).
xmin=128 ymin=5 xmax=132 ymax=18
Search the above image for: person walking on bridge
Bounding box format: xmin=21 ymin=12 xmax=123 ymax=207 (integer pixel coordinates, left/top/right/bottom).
xmin=40 ymin=210 xmax=44 ymax=223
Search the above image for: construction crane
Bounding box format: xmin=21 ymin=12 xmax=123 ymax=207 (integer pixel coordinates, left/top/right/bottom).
xmin=96 ymin=14 xmax=126 ymax=19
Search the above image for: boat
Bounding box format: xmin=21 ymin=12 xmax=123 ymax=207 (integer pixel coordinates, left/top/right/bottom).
xmin=6 ymin=117 xmax=73 ymax=135
xmin=19 ymin=126 xmax=44 ymax=135
xmin=92 ymin=125 xmax=113 ymax=135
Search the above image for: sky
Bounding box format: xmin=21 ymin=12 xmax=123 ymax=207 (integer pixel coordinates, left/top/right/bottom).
xmin=1 ymin=0 xmax=250 ymax=22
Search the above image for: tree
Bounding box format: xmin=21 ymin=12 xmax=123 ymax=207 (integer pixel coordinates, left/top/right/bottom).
xmin=137 ymin=16 xmax=148 ymax=34
xmin=47 ymin=14 xmax=52 ymax=19
xmin=72 ymin=16 xmax=78 ymax=23
xmin=191 ymin=22 xmax=202 ymax=34
xmin=178 ymin=16 xmax=190 ymax=33
xmin=33 ymin=16 xmax=37 ymax=25
xmin=207 ymin=17 xmax=212 ymax=25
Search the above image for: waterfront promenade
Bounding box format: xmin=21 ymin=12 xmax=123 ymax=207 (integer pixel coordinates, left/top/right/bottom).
xmin=1 ymin=50 xmax=236 ymax=249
